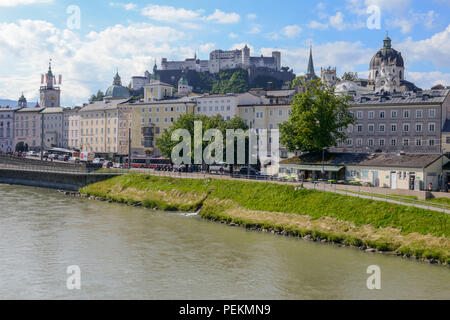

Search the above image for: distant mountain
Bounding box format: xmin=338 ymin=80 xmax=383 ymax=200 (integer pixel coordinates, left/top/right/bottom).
xmin=0 ymin=99 xmax=37 ymax=108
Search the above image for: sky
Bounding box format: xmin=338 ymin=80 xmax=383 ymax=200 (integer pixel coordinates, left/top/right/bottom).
xmin=0 ymin=0 xmax=449 ymax=106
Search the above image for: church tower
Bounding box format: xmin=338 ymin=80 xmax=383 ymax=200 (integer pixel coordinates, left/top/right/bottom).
xmin=17 ymin=93 xmax=27 ymax=108
xmin=40 ymin=60 xmax=61 ymax=108
xmin=321 ymin=67 xmax=337 ymax=87
xmin=305 ymin=45 xmax=318 ymax=82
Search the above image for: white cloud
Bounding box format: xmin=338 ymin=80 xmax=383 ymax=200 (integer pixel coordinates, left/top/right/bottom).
xmin=364 ymin=0 xmax=411 ymax=12
xmin=261 ymin=41 xmax=374 ymax=75
xmin=109 ymin=2 xmax=137 ymax=11
xmin=206 ymin=9 xmax=240 ymax=24
xmin=397 ymin=24 xmax=450 ymax=69
xmin=141 ymin=5 xmax=203 ymax=23
xmin=308 ymin=20 xmax=329 ymax=30
xmin=0 ymin=0 xmax=52 ymax=6
xmin=247 ymin=13 xmax=257 ymax=20
xmin=199 ymin=43 xmax=216 ymax=53
xmin=387 ymin=10 xmax=438 ymax=34
xmin=246 ymin=24 xmax=261 ymax=34
xmin=329 ymin=12 xmax=345 ymax=30
xmin=141 ymin=5 xmax=240 ymax=27
xmin=406 ymin=71 xmax=450 ymax=89
xmin=230 ymin=43 xmax=254 ymax=52
xmin=229 ymin=32 xmax=238 ymax=39
xmin=0 ymin=20 xmax=203 ymax=105
xmin=281 ymin=25 xmax=302 ymax=38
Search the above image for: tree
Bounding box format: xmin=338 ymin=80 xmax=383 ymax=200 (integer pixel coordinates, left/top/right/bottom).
xmin=15 ymin=142 xmax=28 ymax=152
xmin=156 ymin=114 xmax=249 ymax=165
xmin=281 ymin=66 xmax=290 ymax=72
xmin=341 ymin=72 xmax=358 ymax=81
xmin=280 ymin=79 xmax=354 ymax=153
xmin=89 ymin=90 xmax=105 ymax=102
xmin=291 ymin=75 xmax=306 ymax=89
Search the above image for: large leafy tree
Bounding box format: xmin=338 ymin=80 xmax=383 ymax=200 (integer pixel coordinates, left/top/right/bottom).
xmin=280 ymin=79 xmax=354 ymax=153
xmin=157 ymin=114 xmax=249 ymax=164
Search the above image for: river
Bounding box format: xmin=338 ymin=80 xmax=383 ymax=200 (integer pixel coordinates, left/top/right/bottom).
xmin=0 ymin=184 xmax=448 ymax=300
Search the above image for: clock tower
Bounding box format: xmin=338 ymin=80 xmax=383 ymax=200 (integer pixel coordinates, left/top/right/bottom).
xmin=40 ymin=60 xmax=61 ymax=108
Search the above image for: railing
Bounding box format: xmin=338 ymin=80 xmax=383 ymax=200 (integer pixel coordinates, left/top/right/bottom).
xmin=0 ymin=157 xmax=104 ymax=174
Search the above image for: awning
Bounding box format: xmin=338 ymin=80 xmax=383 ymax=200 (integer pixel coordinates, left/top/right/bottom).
xmin=281 ymin=164 xmax=344 ymax=172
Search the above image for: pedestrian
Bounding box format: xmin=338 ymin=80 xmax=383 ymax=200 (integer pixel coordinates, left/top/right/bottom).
xmin=428 ymin=183 xmax=433 ymax=191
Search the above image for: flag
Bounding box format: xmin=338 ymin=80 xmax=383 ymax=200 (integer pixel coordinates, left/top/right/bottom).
xmin=59 ymin=75 xmax=62 ymax=85
xmin=41 ymin=74 xmax=44 ymax=84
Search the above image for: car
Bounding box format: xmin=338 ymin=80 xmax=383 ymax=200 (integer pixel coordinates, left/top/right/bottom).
xmin=93 ymin=158 xmax=105 ymax=164
xmin=69 ymin=157 xmax=80 ymax=164
xmin=102 ymin=161 xmax=113 ymax=169
xmin=113 ymin=162 xmax=123 ymax=169
xmin=238 ymin=168 xmax=261 ymax=177
xmin=48 ymin=154 xmax=59 ymax=160
xmin=26 ymin=151 xmax=39 ymax=157
xmin=209 ymin=163 xmax=231 ymax=174
xmin=58 ymin=154 xmax=70 ymax=162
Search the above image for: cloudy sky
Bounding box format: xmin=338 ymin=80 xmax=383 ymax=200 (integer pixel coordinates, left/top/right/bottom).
xmin=0 ymin=0 xmax=449 ymax=106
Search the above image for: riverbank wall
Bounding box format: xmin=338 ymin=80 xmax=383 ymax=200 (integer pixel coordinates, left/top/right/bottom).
xmin=79 ymin=174 xmax=450 ymax=265
xmin=0 ymin=168 xmax=122 ymax=191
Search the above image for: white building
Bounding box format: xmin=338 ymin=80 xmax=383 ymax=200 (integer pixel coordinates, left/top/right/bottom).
xmin=195 ymin=92 xmax=265 ymax=120
xmin=41 ymin=107 xmax=65 ymax=149
xmin=0 ymin=107 xmax=19 ymax=153
xmin=63 ymin=107 xmax=81 ymax=150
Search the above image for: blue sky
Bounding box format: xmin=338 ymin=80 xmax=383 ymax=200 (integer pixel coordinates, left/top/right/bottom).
xmin=0 ymin=0 xmax=449 ymax=106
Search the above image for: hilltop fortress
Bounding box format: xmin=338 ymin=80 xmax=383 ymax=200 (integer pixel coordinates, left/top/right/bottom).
xmin=161 ymin=45 xmax=281 ymax=74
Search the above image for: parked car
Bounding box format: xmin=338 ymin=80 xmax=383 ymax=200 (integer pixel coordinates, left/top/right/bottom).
xmin=102 ymin=161 xmax=113 ymax=169
xmin=48 ymin=154 xmax=59 ymax=160
xmin=69 ymin=157 xmax=80 ymax=164
xmin=58 ymin=154 xmax=70 ymax=162
xmin=209 ymin=163 xmax=231 ymax=174
xmin=238 ymin=167 xmax=261 ymax=176
xmin=26 ymin=151 xmax=39 ymax=157
xmin=93 ymin=158 xmax=105 ymax=164
xmin=113 ymin=162 xmax=123 ymax=169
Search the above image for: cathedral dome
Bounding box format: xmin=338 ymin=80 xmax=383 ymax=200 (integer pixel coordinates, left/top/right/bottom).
xmin=370 ymin=36 xmax=404 ymax=69
xmin=105 ymin=72 xmax=130 ymax=99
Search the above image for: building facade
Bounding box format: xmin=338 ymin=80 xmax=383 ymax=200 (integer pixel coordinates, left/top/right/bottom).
xmin=128 ymin=96 xmax=196 ymax=156
xmin=332 ymin=89 xmax=450 ymax=154
xmin=14 ymin=107 xmax=44 ymax=151
xmin=0 ymin=107 xmax=19 ymax=153
xmin=41 ymin=107 xmax=64 ymax=149
xmin=63 ymin=107 xmax=81 ymax=150
xmin=195 ymin=92 xmax=264 ymax=120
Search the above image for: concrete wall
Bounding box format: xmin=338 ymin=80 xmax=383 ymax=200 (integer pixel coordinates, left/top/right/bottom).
xmin=0 ymin=168 xmax=121 ymax=191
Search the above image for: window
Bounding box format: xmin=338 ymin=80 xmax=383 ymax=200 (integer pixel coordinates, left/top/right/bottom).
xmin=429 ymin=109 xmax=436 ymax=118
xmin=403 ymin=124 xmax=409 ymax=132
xmin=357 ymin=111 xmax=363 ymax=119
xmin=380 ymin=111 xmax=385 ymax=119
xmin=416 ymin=110 xmax=423 ymax=118
xmin=416 ymin=139 xmax=421 ymax=146
xmin=356 ymin=138 xmax=362 ymax=146
xmin=379 ymin=139 xmax=385 ymax=146
xmin=379 ymin=124 xmax=385 ymax=132
xmin=368 ymin=124 xmax=375 ymax=133
xmin=404 ymin=110 xmax=410 ymax=118
xmin=391 ymin=139 xmax=396 ymax=146
xmin=429 ymin=139 xmax=435 ymax=146
xmin=357 ymin=125 xmax=363 ymax=133
xmin=391 ymin=110 xmax=398 ymax=118
xmin=391 ymin=124 xmax=397 ymax=132
xmin=346 ymin=139 xmax=353 ymax=146
xmin=446 ymin=137 xmax=450 ymax=144
xmin=403 ymin=139 xmax=409 ymax=146
xmin=368 ymin=111 xmax=375 ymax=119
xmin=416 ymin=124 xmax=422 ymax=132
xmin=278 ymin=110 xmax=283 ymax=116
xmin=429 ymin=123 xmax=435 ymax=132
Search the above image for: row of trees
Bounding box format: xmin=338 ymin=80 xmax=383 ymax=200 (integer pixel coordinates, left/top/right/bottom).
xmin=157 ymin=79 xmax=354 ymax=160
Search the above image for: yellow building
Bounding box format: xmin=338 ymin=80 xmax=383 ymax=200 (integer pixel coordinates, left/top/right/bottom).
xmin=128 ymin=96 xmax=196 ymax=156
xmin=79 ymin=99 xmax=129 ymax=156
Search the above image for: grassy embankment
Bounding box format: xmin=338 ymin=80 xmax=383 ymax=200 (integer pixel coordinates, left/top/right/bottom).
xmin=80 ymin=174 xmax=450 ymax=264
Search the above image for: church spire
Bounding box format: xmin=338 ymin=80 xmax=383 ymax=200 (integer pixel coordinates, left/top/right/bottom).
xmin=306 ymin=44 xmax=316 ymax=77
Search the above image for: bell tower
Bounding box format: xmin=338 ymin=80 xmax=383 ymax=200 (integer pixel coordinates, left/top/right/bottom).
xmin=40 ymin=60 xmax=61 ymax=108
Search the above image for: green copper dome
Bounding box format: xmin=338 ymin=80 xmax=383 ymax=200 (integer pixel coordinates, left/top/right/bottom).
xmin=105 ymin=72 xmax=130 ymax=99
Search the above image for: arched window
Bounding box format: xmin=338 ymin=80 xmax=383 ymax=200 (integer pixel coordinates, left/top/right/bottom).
xmin=399 ymin=71 xmax=402 ymax=79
